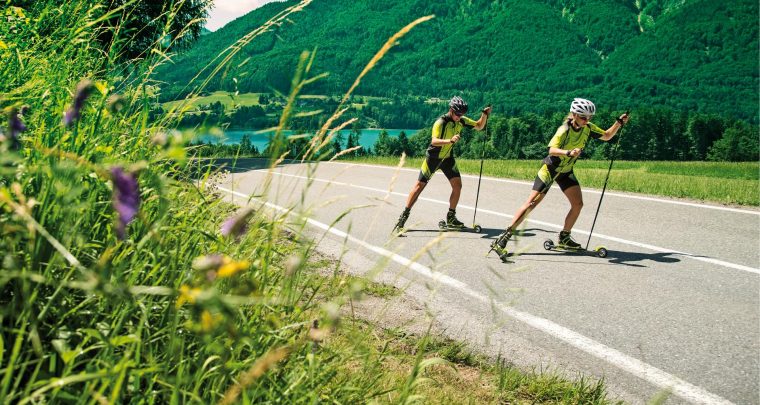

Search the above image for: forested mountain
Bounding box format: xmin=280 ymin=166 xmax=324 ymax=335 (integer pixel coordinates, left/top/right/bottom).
xmin=157 ymin=0 xmax=758 ymax=122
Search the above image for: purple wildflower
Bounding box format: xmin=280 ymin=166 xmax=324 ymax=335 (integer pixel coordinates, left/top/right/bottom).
xmin=220 ymin=207 xmax=254 ymax=239
xmin=5 ymin=107 xmax=26 ymax=150
xmin=111 ymin=167 xmax=140 ymax=239
xmin=63 ymin=79 xmax=94 ymax=127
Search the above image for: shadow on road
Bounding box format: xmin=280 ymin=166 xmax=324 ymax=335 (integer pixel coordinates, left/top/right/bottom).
xmin=604 ymin=250 xmax=681 ymax=266
xmin=398 ymin=227 xmax=504 ymax=238
xmin=498 ymin=250 xmax=681 ymax=267
xmin=498 ymin=246 xmax=682 ymax=268
xmin=486 ymin=228 xmax=683 ymax=268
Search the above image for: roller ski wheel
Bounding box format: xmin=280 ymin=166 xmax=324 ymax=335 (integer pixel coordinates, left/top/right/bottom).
xmin=543 ymin=238 xmax=608 ymax=258
xmin=594 ymin=246 xmax=608 ymax=258
xmin=438 ymin=220 xmax=481 ymax=233
xmin=498 ymin=250 xmax=510 ymax=263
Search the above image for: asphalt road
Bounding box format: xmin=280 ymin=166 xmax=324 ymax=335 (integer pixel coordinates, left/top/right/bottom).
xmin=213 ymin=158 xmax=759 ymax=405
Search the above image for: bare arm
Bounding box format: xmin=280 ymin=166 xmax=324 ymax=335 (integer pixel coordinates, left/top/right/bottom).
xmin=473 ymin=105 xmax=492 ymax=130
xmin=549 ymin=146 xmax=582 ymax=158
xmin=431 ymin=136 xmax=457 ymax=146
xmin=601 ymin=112 xmax=630 ymax=141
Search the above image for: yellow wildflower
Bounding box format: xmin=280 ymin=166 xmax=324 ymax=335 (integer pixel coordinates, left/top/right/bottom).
xmin=200 ymin=310 xmax=223 ymax=332
xmin=218 ymin=259 xmax=249 ymax=278
xmin=176 ymin=284 xmax=202 ymax=308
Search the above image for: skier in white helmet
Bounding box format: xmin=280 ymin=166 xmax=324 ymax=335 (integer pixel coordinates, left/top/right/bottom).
xmin=393 ymin=96 xmax=492 ymax=234
xmin=490 ymin=98 xmax=629 ymax=253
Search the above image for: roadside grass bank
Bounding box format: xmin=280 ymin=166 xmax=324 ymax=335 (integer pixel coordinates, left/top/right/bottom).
xmin=341 ymin=157 xmax=760 ymax=206
xmin=313 ymin=263 xmax=622 ymax=404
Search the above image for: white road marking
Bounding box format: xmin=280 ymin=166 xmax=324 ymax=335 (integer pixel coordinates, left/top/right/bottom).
xmin=219 ymin=186 xmax=736 ymax=405
xmin=325 ymin=161 xmax=760 ymax=216
xmin=227 ymin=169 xmax=760 ymax=275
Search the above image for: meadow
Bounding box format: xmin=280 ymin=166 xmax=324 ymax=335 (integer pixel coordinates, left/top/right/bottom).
xmin=0 ymin=1 xmax=623 ymax=403
xmin=161 ymin=91 xmax=264 ymax=111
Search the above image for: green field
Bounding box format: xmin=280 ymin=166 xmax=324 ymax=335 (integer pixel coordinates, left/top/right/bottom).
xmin=161 ymin=91 xmax=377 ymax=112
xmin=343 ymin=157 xmax=760 ymax=206
xmin=162 ymin=90 xmax=264 ymax=111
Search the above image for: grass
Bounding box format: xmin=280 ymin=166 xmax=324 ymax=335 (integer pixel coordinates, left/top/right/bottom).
xmin=0 ymin=1 xmax=624 ymax=403
xmin=341 ymin=156 xmax=760 ymax=206
xmin=328 ymin=321 xmax=619 ymax=404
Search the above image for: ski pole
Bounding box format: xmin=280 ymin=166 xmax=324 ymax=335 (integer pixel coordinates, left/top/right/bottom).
xmin=472 ymin=105 xmax=490 ymax=227
xmin=585 ymin=110 xmax=629 ymax=251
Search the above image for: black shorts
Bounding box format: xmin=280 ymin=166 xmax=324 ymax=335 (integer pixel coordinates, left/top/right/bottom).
xmin=532 ymin=164 xmax=580 ymax=193
xmin=418 ymin=156 xmax=460 ymax=183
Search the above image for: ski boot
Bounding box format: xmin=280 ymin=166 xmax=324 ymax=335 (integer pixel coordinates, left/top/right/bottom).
xmin=487 ymin=228 xmax=512 ymax=262
xmin=558 ymin=231 xmax=582 ymax=250
xmin=445 ymin=209 xmax=464 ymax=229
xmin=392 ymin=208 xmax=410 ymax=236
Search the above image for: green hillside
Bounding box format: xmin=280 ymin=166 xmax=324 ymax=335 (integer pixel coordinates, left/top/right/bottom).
xmin=157 ymin=0 xmax=758 ymax=122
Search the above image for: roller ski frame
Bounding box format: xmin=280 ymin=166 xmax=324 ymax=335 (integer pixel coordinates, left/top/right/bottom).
xmin=543 ymin=239 xmax=608 ymax=258
xmin=487 ymin=242 xmax=510 ymax=262
xmin=438 ymin=220 xmax=482 ymax=233
xmin=485 ymin=229 xmax=512 ymax=262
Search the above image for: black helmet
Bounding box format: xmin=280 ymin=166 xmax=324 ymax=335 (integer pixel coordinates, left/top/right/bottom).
xmin=449 ymin=96 xmax=468 ymax=115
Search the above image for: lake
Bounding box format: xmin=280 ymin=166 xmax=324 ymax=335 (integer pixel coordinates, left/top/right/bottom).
xmin=197 ymin=129 xmax=419 ymax=151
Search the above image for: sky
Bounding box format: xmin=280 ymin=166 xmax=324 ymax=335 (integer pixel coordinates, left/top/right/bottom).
xmin=205 ymin=0 xmax=284 ymax=31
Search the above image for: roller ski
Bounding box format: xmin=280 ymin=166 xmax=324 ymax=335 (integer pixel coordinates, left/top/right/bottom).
xmin=543 ymin=231 xmax=608 ymax=258
xmin=392 ymin=208 xmax=410 ymax=236
xmin=438 ymin=209 xmax=482 ymax=233
xmin=437 ymin=220 xmax=482 ymax=233
xmin=486 ymin=229 xmax=512 ymax=262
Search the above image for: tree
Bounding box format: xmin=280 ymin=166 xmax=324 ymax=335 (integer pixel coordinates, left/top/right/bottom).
xmin=345 ymin=131 xmax=358 ymax=157
xmin=397 ymin=131 xmax=410 ymax=156
xmin=100 ymin=0 xmax=212 ymax=61
xmin=687 ymin=114 xmax=725 ymax=160
xmin=521 ymin=142 xmax=547 ymax=159
xmin=240 ymin=134 xmax=253 ymax=155
xmin=707 ymin=123 xmax=760 ymax=161
xmin=373 ymin=130 xmax=395 ymax=156
xmin=409 ymin=128 xmax=431 ymax=157
xmin=331 ymin=132 xmax=345 ymax=157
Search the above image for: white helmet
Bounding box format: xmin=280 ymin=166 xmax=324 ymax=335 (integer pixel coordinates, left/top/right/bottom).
xmin=570 ymin=98 xmax=596 ymax=116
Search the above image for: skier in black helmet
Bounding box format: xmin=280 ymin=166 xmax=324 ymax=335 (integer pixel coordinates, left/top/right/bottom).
xmin=393 ymin=96 xmax=491 ymax=234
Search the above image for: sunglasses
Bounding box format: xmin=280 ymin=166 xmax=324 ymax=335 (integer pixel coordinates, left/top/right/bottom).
xmin=576 ymin=114 xmax=593 ymax=120
xmin=452 ymin=111 xmax=464 ymax=117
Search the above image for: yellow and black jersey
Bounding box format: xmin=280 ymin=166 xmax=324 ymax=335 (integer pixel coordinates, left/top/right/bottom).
xmin=543 ymin=119 xmax=606 ymax=173
xmin=425 ymin=114 xmax=477 ymax=159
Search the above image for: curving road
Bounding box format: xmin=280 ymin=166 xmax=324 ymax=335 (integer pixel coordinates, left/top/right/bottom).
xmin=211 ymin=158 xmax=759 ymax=404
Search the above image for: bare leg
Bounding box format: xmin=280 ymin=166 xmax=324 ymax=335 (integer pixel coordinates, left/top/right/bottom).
xmin=405 ymin=181 xmax=427 ymax=209
xmin=492 ymin=189 xmax=546 ymax=250
xmin=509 ymin=190 xmax=546 ymax=230
xmin=448 ymin=176 xmax=462 ymax=210
xmin=561 ymin=185 xmax=583 ymax=232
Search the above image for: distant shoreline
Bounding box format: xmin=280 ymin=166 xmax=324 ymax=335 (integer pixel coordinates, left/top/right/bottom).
xmin=197 ymin=128 xmax=420 ymax=148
